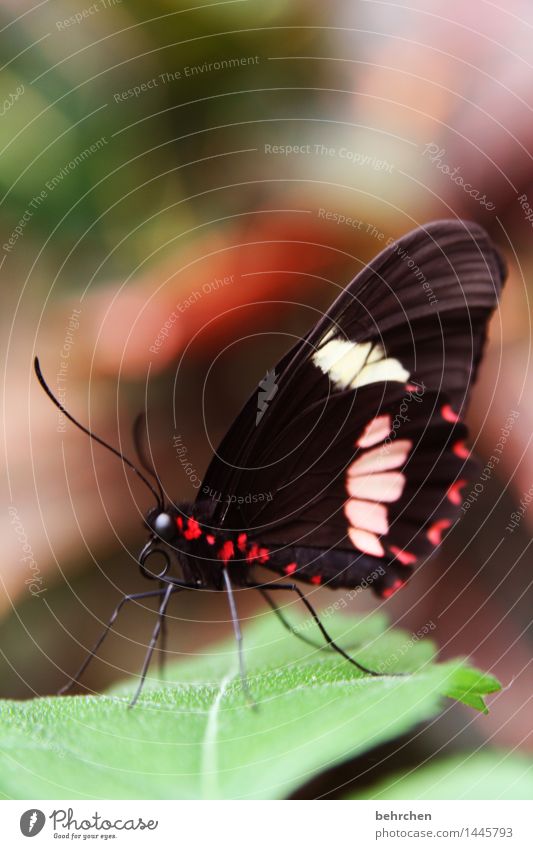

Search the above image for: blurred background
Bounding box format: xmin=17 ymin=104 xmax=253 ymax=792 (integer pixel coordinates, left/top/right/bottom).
xmin=0 ymin=0 xmax=531 ymax=796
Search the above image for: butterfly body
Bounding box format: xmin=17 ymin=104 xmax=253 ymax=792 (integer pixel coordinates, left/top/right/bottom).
xmin=145 ymin=501 xmax=307 ymax=591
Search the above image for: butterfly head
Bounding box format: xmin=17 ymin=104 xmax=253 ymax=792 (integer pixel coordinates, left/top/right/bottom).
xmin=139 ymin=506 xmax=184 ymax=580
xmin=146 ymin=508 xmax=176 ymax=543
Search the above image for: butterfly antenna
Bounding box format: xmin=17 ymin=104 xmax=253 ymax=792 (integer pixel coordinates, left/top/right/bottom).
xmin=133 ymin=412 xmax=165 ymax=509
xmin=34 ymin=357 xmax=163 ymax=509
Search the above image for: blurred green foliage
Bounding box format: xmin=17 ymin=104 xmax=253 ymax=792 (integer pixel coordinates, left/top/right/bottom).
xmin=0 ymin=0 xmax=334 ymax=285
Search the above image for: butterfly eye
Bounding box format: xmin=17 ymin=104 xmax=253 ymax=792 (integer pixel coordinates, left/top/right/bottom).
xmin=153 ymin=512 xmax=175 ymax=541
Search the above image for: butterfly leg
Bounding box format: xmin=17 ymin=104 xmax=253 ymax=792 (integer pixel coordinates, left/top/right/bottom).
xmin=223 ymin=568 xmax=257 ymax=709
xmin=158 ymin=580 xmax=168 ymax=679
xmin=251 ymin=582 xmax=380 ymax=677
xmin=129 ymin=582 xmax=176 ymax=708
xmin=58 ymin=588 xmax=169 ymax=696
xmin=258 ymin=588 xmax=336 ymax=652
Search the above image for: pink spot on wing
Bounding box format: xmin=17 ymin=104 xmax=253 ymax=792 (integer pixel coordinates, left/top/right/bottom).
xmin=206 ymin=534 xmax=215 ymax=545
xmin=447 ymin=479 xmax=467 ymax=505
xmin=345 ymin=499 xmax=389 ymax=535
xmin=348 ymin=439 xmax=412 ymax=476
xmin=389 ymin=545 xmax=417 ymax=566
xmin=453 ymin=440 xmax=470 ymax=459
xmin=356 ymin=415 xmax=391 ymax=448
xmin=347 ymin=472 xmax=406 ymax=503
xmin=442 ymin=404 xmax=459 ymax=423
xmin=284 ymin=562 xmax=297 ymax=575
xmin=427 ymin=518 xmax=452 ymax=546
xmin=381 ymin=578 xmax=404 ymax=599
xmin=348 ymin=527 xmax=385 ymax=557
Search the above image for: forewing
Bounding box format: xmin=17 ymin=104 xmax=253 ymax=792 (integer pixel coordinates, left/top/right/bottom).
xmin=198 ymin=219 xmax=504 ymax=543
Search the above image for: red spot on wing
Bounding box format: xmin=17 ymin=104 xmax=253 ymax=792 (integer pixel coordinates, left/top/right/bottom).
xmin=441 ymin=404 xmax=459 ymax=423
xmin=217 ymin=540 xmax=234 ymax=563
xmin=257 ymin=547 xmax=269 ymax=564
xmin=453 ymin=440 xmax=470 ymax=459
xmin=389 ymin=545 xmax=417 ymax=566
xmin=183 ymin=517 xmax=202 ymax=540
xmin=237 ymin=533 xmax=247 ymax=552
xmin=176 ymin=517 xmax=183 ymax=531
xmin=381 ymin=579 xmax=404 ymax=599
xmin=427 ymin=518 xmax=452 ymax=546
xmin=206 ymin=534 xmax=215 ymax=545
xmin=284 ymin=562 xmax=297 ymax=575
xmin=310 ymin=575 xmax=322 ymax=585
xmin=447 ymin=479 xmax=467 ymax=506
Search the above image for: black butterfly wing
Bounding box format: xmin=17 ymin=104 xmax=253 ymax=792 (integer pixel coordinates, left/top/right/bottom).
xmin=200 ymin=220 xmax=504 ymax=512
xmin=197 ymin=220 xmax=505 ymax=595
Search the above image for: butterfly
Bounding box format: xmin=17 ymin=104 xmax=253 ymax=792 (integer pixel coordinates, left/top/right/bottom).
xmin=35 ymin=219 xmax=506 ymax=706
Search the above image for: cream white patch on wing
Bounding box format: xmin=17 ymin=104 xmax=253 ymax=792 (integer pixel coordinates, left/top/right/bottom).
xmin=312 ymin=336 xmax=409 ymax=390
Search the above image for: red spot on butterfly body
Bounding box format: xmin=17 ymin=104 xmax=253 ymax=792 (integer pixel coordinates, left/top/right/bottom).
xmin=246 ymin=543 xmax=259 ymax=563
xmin=453 ymin=440 xmax=470 ymax=459
xmin=441 ymin=404 xmax=459 ymax=423
xmin=381 ymin=578 xmax=404 ymax=599
xmin=389 ymin=545 xmax=417 ymax=566
xmin=447 ymin=479 xmax=467 ymax=505
xmin=284 ymin=562 xmax=297 ymax=575
xmin=217 ymin=540 xmax=234 ymax=563
xmin=427 ymin=518 xmax=452 ymax=546
xmin=310 ymin=575 xmax=322 ymax=585
xmin=246 ymin=543 xmax=270 ymax=564
xmin=183 ymin=517 xmax=202 ymax=540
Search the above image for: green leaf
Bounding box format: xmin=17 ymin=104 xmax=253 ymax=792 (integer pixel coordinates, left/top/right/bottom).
xmin=0 ymin=612 xmax=501 ymax=799
xmin=442 ymin=665 xmax=502 ymax=714
xmin=353 ymin=751 xmax=533 ymax=800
